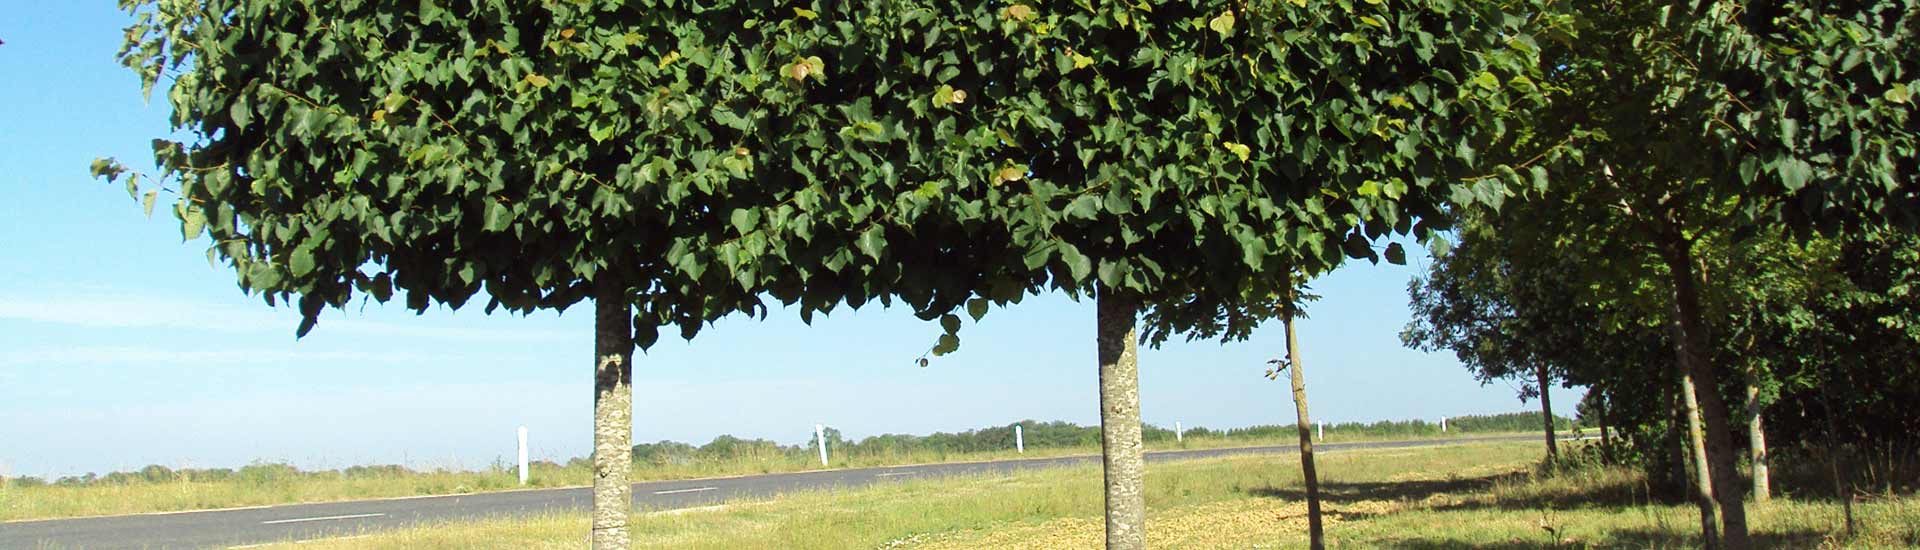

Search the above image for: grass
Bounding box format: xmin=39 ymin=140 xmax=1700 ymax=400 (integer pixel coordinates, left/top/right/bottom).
xmin=0 ymin=430 xmax=1547 ymax=522
xmin=242 ymin=440 xmax=1920 ymax=549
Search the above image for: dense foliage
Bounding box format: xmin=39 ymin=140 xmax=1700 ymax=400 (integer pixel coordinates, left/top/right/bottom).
xmin=99 ymin=0 xmax=1547 ymax=347
xmin=1408 ymin=217 xmax=1920 ymax=494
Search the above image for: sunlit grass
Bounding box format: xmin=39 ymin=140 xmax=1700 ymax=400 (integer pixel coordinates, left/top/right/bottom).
xmin=244 ymin=440 xmax=1919 ymax=550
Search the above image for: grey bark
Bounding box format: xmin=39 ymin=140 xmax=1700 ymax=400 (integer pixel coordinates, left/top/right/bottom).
xmin=1538 ymin=364 xmax=1557 ymax=461
xmin=1284 ymin=280 xmax=1325 ymax=550
xmin=1681 ymin=369 xmax=1722 ymax=550
xmin=1747 ymin=378 xmax=1770 ymax=502
xmin=1662 ymin=233 xmax=1751 ymax=550
xmin=1096 ymin=288 xmax=1146 ymax=550
xmin=591 ymin=279 xmax=634 ymax=550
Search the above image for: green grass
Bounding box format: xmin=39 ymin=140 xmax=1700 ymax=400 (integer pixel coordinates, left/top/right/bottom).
xmin=0 ymin=430 xmax=1546 ymax=522
xmin=243 ymin=440 xmax=1920 ymax=549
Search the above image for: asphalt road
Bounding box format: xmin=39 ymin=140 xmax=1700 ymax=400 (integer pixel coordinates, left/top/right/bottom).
xmin=2 ymin=434 xmax=1574 ymax=549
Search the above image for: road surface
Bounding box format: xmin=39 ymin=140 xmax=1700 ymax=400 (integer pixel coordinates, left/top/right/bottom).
xmin=2 ymin=434 xmax=1576 ymax=549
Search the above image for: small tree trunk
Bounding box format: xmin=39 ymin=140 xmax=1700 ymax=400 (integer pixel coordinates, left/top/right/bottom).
xmin=1820 ymin=372 xmax=1856 ymax=535
xmin=1598 ymin=387 xmax=1613 ymax=459
xmin=1096 ymin=287 xmax=1146 ymax=550
xmin=1538 ymin=364 xmax=1557 ymax=462
xmin=1681 ymin=370 xmax=1722 ymax=550
xmin=1283 ymin=281 xmax=1325 ymax=550
xmin=1666 ymin=391 xmax=1693 ymax=495
xmin=1747 ymin=377 xmax=1770 ymax=503
xmin=591 ymin=279 xmax=635 ymax=550
xmin=1661 ymin=231 xmax=1750 ymax=550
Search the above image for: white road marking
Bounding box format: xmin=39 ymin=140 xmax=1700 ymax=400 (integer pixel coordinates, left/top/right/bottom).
xmin=653 ymin=486 xmax=717 ymax=495
xmin=875 ymin=471 xmax=918 ymax=477
xmin=259 ymin=513 xmax=386 ymax=525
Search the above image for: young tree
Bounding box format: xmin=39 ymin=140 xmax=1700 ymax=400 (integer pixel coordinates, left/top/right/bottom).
xmin=1403 ymin=219 xmax=1579 ymax=462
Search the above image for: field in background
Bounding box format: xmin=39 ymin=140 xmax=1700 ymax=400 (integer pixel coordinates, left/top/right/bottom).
xmin=248 ymin=440 xmax=1920 ymax=550
xmin=0 ymin=413 xmax=1574 ymax=522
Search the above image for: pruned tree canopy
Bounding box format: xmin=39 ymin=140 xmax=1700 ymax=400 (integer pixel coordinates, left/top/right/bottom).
xmin=98 ymin=0 xmax=1548 ymax=348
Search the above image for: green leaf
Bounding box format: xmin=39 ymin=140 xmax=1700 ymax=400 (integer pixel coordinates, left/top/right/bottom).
xmin=142 ymin=191 xmax=158 ymax=218
xmin=1208 ymin=11 xmax=1236 ymax=39
xmin=1384 ymin=242 xmax=1407 ymax=265
xmin=229 ymin=101 xmax=251 ymax=130
xmin=932 ymin=333 xmax=960 ymax=356
xmin=1885 ymin=83 xmax=1910 ymax=104
xmin=523 ymin=73 xmax=552 ymax=88
xmin=730 ymin=208 xmax=761 ymax=234
xmin=1777 ymin=157 xmax=1812 ymax=192
xmin=1070 ymin=53 xmax=1094 ymax=71
xmin=940 ymin=313 xmax=961 ymax=334
xmin=483 ymin=200 xmax=512 ymax=232
xmin=1357 ymin=180 xmax=1382 ymax=197
xmin=291 ymin=246 xmax=316 ymax=276
xmin=1066 ymin=195 xmax=1100 ymax=220
xmin=966 ymin=297 xmax=990 ymax=321
xmin=181 ymin=209 xmax=207 ymax=241
xmin=1471 ymin=72 xmax=1500 ymax=92
xmin=792 ymin=7 xmax=818 ymax=20
xmin=1223 ymin=142 xmax=1252 ymax=162
xmin=857 ymin=226 xmax=886 ymax=260
xmin=1058 ymin=243 xmax=1092 ymax=281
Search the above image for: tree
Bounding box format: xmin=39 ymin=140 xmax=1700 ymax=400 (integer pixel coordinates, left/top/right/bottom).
xmin=1032 ymin=1 xmax=1554 ymax=545
xmin=97 ymin=1 xmax=1068 ymax=546
xmin=1508 ymin=2 xmax=1920 ymax=547
xmin=1403 ymin=217 xmax=1581 ymax=462
xmin=101 ymin=2 xmax=1550 ymax=549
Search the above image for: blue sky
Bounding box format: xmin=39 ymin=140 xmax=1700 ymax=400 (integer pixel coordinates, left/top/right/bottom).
xmin=0 ymin=5 xmax=1581 ymax=478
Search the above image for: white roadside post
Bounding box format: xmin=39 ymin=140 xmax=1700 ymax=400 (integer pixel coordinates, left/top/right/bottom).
xmin=815 ymin=424 xmax=829 ymax=467
xmin=1317 ymin=421 xmax=1323 ymax=442
xmin=516 ymin=426 xmax=529 ymax=485
xmin=1015 ymin=425 xmax=1025 ymax=453
xmin=1175 ymin=422 xmax=1183 ymax=443
xmin=1440 ymin=416 xmax=1448 ymax=433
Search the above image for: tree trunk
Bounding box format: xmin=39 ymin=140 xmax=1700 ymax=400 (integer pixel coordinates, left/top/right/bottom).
xmin=1661 ymin=233 xmax=1751 ymax=550
xmin=1096 ymin=287 xmax=1146 ymax=550
xmin=1598 ymin=386 xmax=1613 ymax=460
xmin=1283 ymin=282 xmax=1325 ymax=550
xmin=1681 ymin=369 xmax=1722 ymax=550
xmin=1820 ymin=365 xmax=1856 ymax=535
xmin=1538 ymin=364 xmax=1557 ymax=462
xmin=592 ymin=279 xmax=635 ymax=550
xmin=1746 ymin=378 xmax=1770 ymax=503
xmin=1666 ymin=391 xmax=1693 ymax=497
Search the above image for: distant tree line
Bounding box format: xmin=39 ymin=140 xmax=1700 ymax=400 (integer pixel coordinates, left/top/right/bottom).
xmin=0 ymin=459 xmax=566 ymax=489
xmin=629 ymin=413 xmax=1572 ymax=466
xmin=3 ymin=413 xmax=1568 ymax=489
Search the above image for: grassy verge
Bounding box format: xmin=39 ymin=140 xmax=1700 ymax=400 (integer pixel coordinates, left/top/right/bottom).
xmin=0 ymin=430 xmax=1549 ymax=522
xmin=248 ymin=440 xmax=1919 ymax=549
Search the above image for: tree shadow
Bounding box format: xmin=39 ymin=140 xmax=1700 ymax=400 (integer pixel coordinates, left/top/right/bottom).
xmin=1248 ymin=469 xmax=1671 ymax=515
xmin=1246 ymin=473 xmax=1847 ymax=548
xmin=1369 ymin=527 xmax=1833 ymax=549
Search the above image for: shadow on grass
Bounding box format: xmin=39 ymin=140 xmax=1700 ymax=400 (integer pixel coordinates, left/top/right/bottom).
xmin=1371 ymin=527 xmax=1832 ymax=549
xmin=1249 ymin=469 xmax=1673 ymax=516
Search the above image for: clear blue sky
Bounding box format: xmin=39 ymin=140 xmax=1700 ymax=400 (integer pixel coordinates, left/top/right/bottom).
xmin=0 ymin=4 xmax=1582 ymax=478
